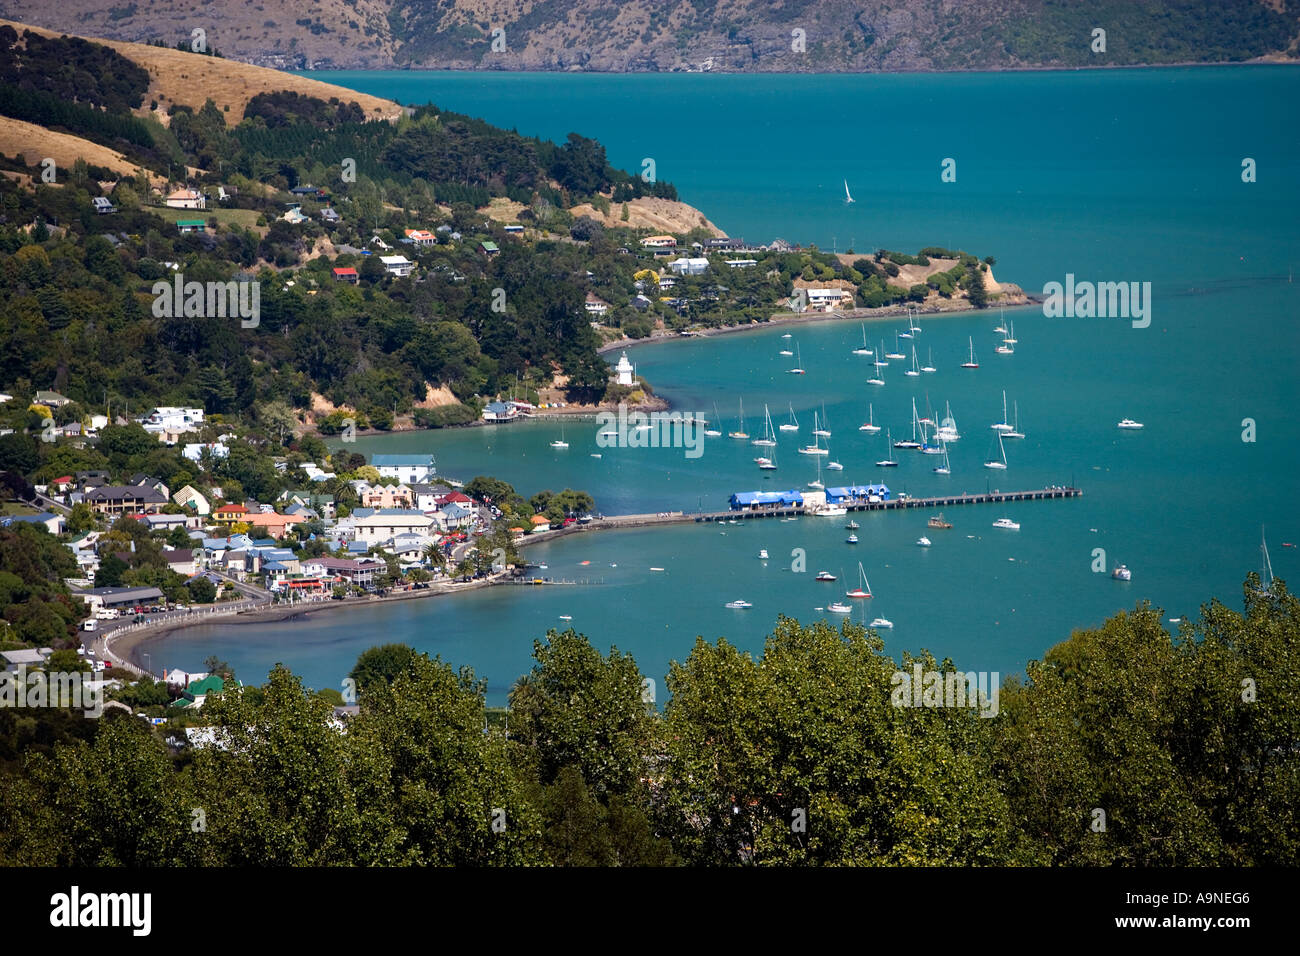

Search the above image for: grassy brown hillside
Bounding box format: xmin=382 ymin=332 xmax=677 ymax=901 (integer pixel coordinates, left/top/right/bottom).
xmin=0 ymin=0 xmax=1294 ymax=71
xmin=0 ymin=17 xmax=403 ymax=125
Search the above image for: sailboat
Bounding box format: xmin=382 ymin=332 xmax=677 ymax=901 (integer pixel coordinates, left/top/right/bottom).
xmin=549 ymin=425 xmax=569 ymax=449
xmin=1003 ymin=319 xmax=1017 ymax=344
xmin=852 ymin=324 xmax=872 ymax=356
xmin=1257 ymin=525 xmax=1275 ymax=592
xmin=876 ymin=341 xmax=889 ymax=366
xmin=779 ymin=404 xmax=800 ymax=432
xmin=960 ymin=337 xmax=979 ymax=368
xmin=728 ymin=398 xmax=750 ymax=440
xmin=779 ymin=346 xmax=794 ymax=356
xmin=826 ymin=452 xmax=844 ymax=471
xmin=799 ymin=412 xmax=829 ymax=455
xmin=994 ymin=305 xmax=1007 ymax=335
xmin=908 ymin=311 xmax=922 ymax=335
xmin=932 ymin=443 xmax=951 ymax=474
xmin=991 ymin=391 xmax=1012 ymax=432
xmin=752 ymin=405 xmax=778 ymax=447
xmin=859 ymin=403 xmax=881 ymax=433
xmin=905 ymin=345 xmax=921 ymax=377
xmin=936 ymin=401 xmax=961 ymax=442
xmin=894 ymin=399 xmax=922 ymax=449
xmin=886 ymin=333 xmax=906 ymax=359
xmin=876 ymin=430 xmax=899 ymax=467
xmin=846 ymin=562 xmax=873 ymax=599
xmin=814 ymin=404 xmax=831 ymax=437
xmin=807 ymin=455 xmax=824 ymax=490
xmin=921 ymin=347 xmax=936 ymax=373
xmin=1004 ymin=401 xmax=1025 ymax=440
xmin=983 ymin=431 xmax=1008 ymax=470
xmin=758 ymin=449 xmax=778 ymax=470
xmin=867 ymin=353 xmax=885 ymax=387
xmin=844 ymin=179 xmax=855 ymax=204
xmin=788 ymin=342 xmax=805 ymax=374
xmin=704 ymin=402 xmax=722 ymax=437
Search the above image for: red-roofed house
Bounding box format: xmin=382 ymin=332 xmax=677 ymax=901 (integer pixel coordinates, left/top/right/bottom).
xmin=333 ymin=267 xmax=359 ymax=283
xmin=405 ymin=229 xmax=436 ymax=246
xmin=165 ymin=187 xmax=206 ymax=210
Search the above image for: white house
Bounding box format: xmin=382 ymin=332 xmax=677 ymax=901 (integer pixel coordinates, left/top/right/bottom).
xmin=380 ymin=255 xmax=414 ymax=277
xmin=164 ymin=188 xmax=205 ymax=210
xmin=142 ymin=407 xmax=204 ymax=436
xmin=640 ymin=235 xmax=677 ymax=249
xmin=352 ymin=511 xmax=437 ymax=546
xmin=806 ymin=288 xmax=853 ymax=310
xmin=584 ymin=294 xmax=609 ymax=315
xmin=669 ymin=257 xmax=709 ymax=276
xmin=172 ymin=484 xmax=211 ymax=515
xmin=371 ymin=455 xmax=435 ymax=484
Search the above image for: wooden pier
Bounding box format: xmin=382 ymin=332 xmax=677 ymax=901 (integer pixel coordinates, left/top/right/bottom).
xmin=695 ymin=486 xmax=1081 ymax=523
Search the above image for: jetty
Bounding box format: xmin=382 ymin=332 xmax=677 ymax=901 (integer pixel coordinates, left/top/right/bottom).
xmin=696 ymin=486 xmax=1081 ymax=522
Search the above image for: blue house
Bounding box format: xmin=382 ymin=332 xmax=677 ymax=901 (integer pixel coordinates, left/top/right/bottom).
xmin=729 ymin=490 xmax=804 ymax=511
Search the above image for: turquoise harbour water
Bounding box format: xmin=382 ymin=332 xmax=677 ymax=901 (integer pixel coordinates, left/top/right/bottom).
xmin=139 ymin=68 xmax=1300 ymax=703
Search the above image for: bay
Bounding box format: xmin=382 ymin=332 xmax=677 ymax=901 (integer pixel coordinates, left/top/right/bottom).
xmin=138 ymin=68 xmax=1300 ymax=703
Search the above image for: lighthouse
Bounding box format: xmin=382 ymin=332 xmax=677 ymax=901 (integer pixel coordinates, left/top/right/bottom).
xmin=615 ymin=351 xmax=635 ymax=386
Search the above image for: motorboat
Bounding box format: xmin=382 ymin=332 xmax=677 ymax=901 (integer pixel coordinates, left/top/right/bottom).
xmin=992 ymin=517 xmax=1020 ymax=530
xmin=1111 ymin=565 xmax=1132 ymax=581
xmin=917 ymin=536 xmax=932 ymax=547
xmin=725 ymin=600 xmax=753 ymax=609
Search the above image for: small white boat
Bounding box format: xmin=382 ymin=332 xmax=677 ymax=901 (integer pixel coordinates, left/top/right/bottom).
xmin=782 ymin=333 xmax=792 ymax=339
xmin=826 ymin=460 xmax=844 ymax=471
xmin=1003 ymin=319 xmax=1017 ymax=344
xmin=589 ymin=453 xmax=602 ymax=458
xmin=859 ymin=403 xmax=882 ymax=433
xmin=704 ymin=428 xmax=721 ymax=437
xmin=960 ymin=336 xmax=979 ymax=369
xmin=788 ymin=343 xmax=805 ymax=375
xmin=1117 ymin=419 xmax=1145 ymax=429
xmin=921 ymin=348 xmax=937 ymax=373
xmin=846 ymin=534 xmax=859 ymax=544
xmin=905 ymin=346 xmax=921 ymax=377
xmin=1003 ymin=401 xmax=1025 ymax=440
xmin=758 ymin=549 xmax=769 ymax=560
xmin=650 ymin=567 xmax=665 ymax=572
xmin=779 ymin=405 xmax=800 ymax=432
xmin=984 ymin=431 xmax=1009 ymax=470
xmin=828 ymin=602 xmax=853 ymax=613
xmin=992 ymin=518 xmax=1020 ymax=530
xmin=759 ymin=460 xmax=778 ymax=470
xmin=816 ymin=571 xmax=837 ymax=581
xmin=550 ymin=439 xmax=569 ymax=449
xmin=917 ymin=536 xmax=932 ymax=547
xmin=852 ymin=324 xmax=872 ymax=356
xmin=869 ymin=617 xmax=894 ymax=629
xmin=753 ymin=404 xmax=779 ymax=446
xmin=886 ymin=332 xmax=906 ymax=359
xmin=1111 ymin=565 xmax=1132 ymax=581
xmin=991 ymin=391 xmax=1013 ymax=432
xmin=559 ymin=615 xmax=573 ymax=621
xmin=725 ymin=600 xmax=753 ymax=609
xmin=779 ymin=349 xmax=794 ymax=356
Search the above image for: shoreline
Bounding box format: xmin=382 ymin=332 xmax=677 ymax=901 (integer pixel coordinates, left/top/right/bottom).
xmin=595 ymin=291 xmax=1033 ymax=355
xmin=108 ymin=520 xmax=606 ymax=670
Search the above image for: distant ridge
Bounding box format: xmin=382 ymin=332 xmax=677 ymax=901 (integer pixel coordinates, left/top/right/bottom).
xmin=0 ymin=0 xmax=1294 ymax=72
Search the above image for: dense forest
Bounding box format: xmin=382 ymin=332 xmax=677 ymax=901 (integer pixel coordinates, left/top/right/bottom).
xmin=0 ymin=584 xmax=1295 ymax=866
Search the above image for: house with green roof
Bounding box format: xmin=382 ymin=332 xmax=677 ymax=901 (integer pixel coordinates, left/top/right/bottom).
xmin=176 ymin=219 xmax=206 ymax=235
xmin=169 ymin=674 xmax=228 ymax=710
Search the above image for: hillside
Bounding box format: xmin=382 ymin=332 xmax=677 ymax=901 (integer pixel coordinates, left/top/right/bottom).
xmin=0 ymin=0 xmax=1294 ymax=71
xmin=0 ymin=17 xmax=403 ymax=124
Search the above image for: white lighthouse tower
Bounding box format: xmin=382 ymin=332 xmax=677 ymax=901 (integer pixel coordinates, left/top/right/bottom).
xmin=615 ymin=351 xmax=635 ymax=386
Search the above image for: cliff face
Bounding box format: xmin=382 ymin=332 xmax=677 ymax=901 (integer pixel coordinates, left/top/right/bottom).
xmin=0 ymin=0 xmax=1294 ymax=72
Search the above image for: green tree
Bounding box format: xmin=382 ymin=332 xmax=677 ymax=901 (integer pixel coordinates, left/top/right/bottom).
xmin=348 ymin=643 xmax=419 ymax=695
xmin=507 ymin=629 xmax=652 ymax=795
